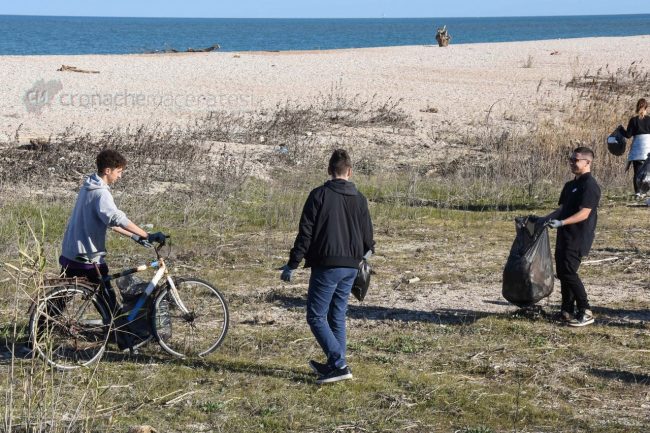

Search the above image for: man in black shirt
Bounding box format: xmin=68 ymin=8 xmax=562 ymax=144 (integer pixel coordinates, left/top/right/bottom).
xmin=545 ymin=147 xmax=601 ymax=327
xmin=280 ymin=149 xmax=375 ymax=384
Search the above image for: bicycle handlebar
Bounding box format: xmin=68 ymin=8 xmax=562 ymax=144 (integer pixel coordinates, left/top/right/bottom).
xmin=154 ymin=234 xmax=170 ymax=248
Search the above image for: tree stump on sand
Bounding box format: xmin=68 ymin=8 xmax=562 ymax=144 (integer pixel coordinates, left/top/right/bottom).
xmin=435 ymin=26 xmax=451 ymax=47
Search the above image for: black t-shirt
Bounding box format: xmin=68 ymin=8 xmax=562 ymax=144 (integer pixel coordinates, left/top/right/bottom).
xmin=623 ymin=115 xmax=650 ymax=138
xmin=557 ymin=172 xmax=601 ymax=255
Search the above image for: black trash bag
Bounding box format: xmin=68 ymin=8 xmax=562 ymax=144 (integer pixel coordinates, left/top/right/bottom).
xmin=351 ymin=259 xmax=371 ymax=302
xmin=116 ymin=274 xmax=152 ymax=345
xmin=635 ymin=154 xmax=650 ymax=194
xmin=502 ymin=216 xmax=554 ymax=307
xmin=607 ymin=125 xmax=627 ymax=156
xmin=117 ymin=275 xmax=173 ymax=343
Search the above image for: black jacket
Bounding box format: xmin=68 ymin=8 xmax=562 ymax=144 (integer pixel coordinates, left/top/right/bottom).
xmin=288 ymin=179 xmax=374 ymax=269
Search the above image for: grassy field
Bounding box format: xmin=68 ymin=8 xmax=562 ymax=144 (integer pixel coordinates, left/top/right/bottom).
xmin=1 ymin=170 xmax=649 ymax=433
xmin=2 ymin=65 xmax=650 ymax=433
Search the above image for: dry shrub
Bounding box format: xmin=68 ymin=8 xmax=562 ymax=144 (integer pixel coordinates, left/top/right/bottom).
xmin=565 ymin=62 xmax=649 ymax=98
xmin=0 ymin=123 xmax=251 ymax=199
xmin=560 ymin=62 xmax=650 ymax=188
xmin=248 ymin=83 xmax=411 ymax=168
xmin=2 ymin=221 xmax=106 ymax=433
xmin=433 ymin=62 xmax=650 ymax=203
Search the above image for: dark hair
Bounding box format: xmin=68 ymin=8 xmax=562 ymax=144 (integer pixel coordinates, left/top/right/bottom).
xmin=637 ymin=98 xmax=648 ymax=118
xmin=573 ymin=146 xmax=594 ymax=160
xmin=328 ymin=149 xmax=352 ymax=177
xmin=96 ymin=149 xmax=127 ymax=174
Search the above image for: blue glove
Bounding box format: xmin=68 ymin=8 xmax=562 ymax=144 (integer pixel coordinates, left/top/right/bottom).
xmin=548 ymin=219 xmax=564 ymax=229
xmin=280 ymin=264 xmax=294 ymax=282
xmin=147 ymin=232 xmax=166 ymax=244
xmin=131 ymin=234 xmax=152 ymax=248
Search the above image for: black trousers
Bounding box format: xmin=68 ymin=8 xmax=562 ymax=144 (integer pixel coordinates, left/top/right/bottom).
xmin=61 ymin=265 xmax=133 ymax=349
xmin=555 ymin=247 xmax=590 ymax=313
xmin=61 ymin=264 xmax=119 ymax=314
xmin=632 ymin=160 xmax=645 ymax=194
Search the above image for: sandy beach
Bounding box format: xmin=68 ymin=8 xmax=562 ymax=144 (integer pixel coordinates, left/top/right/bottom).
xmin=2 ymin=35 xmax=650 ymax=142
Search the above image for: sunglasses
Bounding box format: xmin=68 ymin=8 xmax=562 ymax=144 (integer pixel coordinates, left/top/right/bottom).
xmin=568 ymin=157 xmax=589 ymax=164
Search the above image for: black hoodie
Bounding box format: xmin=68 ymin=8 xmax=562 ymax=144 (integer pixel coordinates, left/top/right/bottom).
xmin=288 ymin=179 xmax=375 ymax=269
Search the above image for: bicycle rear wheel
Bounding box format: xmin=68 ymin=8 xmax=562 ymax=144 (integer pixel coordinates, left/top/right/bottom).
xmin=153 ymin=278 xmax=229 ymax=358
xmin=29 ymin=283 xmax=110 ymax=370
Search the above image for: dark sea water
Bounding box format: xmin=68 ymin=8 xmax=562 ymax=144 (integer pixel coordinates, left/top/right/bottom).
xmin=1 ymin=14 xmax=650 ymax=55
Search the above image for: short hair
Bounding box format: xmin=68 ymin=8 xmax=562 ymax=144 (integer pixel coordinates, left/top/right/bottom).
xmin=328 ymin=149 xmax=352 ymax=177
xmin=96 ymin=149 xmax=127 ymax=174
xmin=573 ymin=146 xmax=594 ymax=161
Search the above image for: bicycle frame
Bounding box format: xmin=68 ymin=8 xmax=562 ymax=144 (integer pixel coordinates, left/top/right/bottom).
xmin=102 ymin=252 xmax=190 ymax=322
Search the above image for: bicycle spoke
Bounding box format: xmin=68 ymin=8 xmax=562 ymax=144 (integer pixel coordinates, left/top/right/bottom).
xmin=30 ymin=284 xmax=109 ymax=370
xmin=154 ymin=278 xmax=229 ymax=358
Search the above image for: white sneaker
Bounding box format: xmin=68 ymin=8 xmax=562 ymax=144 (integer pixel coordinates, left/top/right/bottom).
xmin=568 ymin=309 xmax=595 ymax=327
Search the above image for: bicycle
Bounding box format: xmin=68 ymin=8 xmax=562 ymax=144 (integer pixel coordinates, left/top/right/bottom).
xmin=28 ymin=236 xmax=229 ymax=370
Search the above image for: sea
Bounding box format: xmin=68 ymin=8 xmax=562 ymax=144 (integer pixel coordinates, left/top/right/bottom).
xmin=1 ymin=14 xmax=650 ymax=55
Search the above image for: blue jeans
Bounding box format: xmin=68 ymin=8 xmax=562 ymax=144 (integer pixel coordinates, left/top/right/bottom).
xmin=306 ymin=266 xmax=358 ymax=370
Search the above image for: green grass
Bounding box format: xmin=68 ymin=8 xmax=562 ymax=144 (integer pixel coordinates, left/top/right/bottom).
xmin=1 ymin=175 xmax=649 ymax=433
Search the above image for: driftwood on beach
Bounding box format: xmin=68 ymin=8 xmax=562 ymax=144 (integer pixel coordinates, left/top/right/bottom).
xmin=435 ymin=26 xmax=451 ymax=47
xmin=57 ymin=65 xmax=100 ymax=73
xmin=145 ymin=43 xmax=221 ymax=54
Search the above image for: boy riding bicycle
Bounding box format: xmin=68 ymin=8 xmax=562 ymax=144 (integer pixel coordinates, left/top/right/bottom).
xmin=59 ymin=149 xmax=165 ymax=348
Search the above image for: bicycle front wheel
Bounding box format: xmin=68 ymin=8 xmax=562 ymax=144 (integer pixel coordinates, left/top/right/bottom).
xmin=29 ymin=282 xmax=110 ymax=370
xmin=153 ymin=278 xmax=229 ymax=358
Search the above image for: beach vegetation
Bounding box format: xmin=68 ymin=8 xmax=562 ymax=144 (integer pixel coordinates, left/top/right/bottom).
xmin=1 ymin=64 xmax=649 ymax=433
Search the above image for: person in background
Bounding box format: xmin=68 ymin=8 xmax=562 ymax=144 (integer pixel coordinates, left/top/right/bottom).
xmin=620 ymin=98 xmax=650 ymax=198
xmin=545 ymin=147 xmax=601 ymax=327
xmin=280 ymin=149 xmax=374 ymax=384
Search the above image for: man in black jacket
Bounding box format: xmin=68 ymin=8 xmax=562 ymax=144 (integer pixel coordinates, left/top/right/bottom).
xmin=280 ymin=149 xmax=374 ymax=384
xmin=545 ymin=146 xmax=601 ymax=327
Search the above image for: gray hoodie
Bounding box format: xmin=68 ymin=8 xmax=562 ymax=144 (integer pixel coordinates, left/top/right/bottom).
xmin=61 ymin=174 xmax=131 ymax=264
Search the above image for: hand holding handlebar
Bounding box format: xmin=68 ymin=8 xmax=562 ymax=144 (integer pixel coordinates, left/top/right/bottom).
xmin=131 ymin=234 xmax=153 ymax=248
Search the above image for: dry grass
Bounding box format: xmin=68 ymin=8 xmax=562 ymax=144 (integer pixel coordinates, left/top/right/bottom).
xmin=1 ymin=190 xmax=649 ymax=433
xmin=1 ymin=67 xmax=650 ymax=433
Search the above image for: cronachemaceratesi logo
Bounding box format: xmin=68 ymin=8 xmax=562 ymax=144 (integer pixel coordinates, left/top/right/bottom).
xmin=23 ymin=79 xmax=63 ymax=114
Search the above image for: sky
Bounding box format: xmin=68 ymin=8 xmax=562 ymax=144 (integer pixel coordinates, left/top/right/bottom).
xmin=1 ymin=0 xmax=649 ymax=18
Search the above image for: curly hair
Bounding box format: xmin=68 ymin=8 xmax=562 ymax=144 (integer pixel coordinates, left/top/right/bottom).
xmin=96 ymin=149 xmax=127 ymax=174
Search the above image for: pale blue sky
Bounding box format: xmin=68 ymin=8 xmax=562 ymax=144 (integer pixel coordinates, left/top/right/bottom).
xmin=1 ymin=0 xmax=649 ymax=18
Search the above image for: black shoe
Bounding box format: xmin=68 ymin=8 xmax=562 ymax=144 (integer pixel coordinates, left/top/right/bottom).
xmin=559 ymin=310 xmax=574 ymax=323
xmin=309 ymin=360 xmax=332 ymax=376
xmin=316 ymin=366 xmax=353 ymax=384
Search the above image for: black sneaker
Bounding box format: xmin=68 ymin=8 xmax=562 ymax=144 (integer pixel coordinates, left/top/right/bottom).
xmin=316 ymin=366 xmax=353 ymax=384
xmin=559 ymin=310 xmax=574 ymax=323
xmin=309 ymin=360 xmax=332 ymax=376
xmin=568 ymin=309 xmax=594 ymax=327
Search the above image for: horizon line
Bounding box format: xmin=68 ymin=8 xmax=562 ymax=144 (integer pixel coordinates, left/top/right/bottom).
xmin=2 ymin=12 xmax=650 ymax=20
